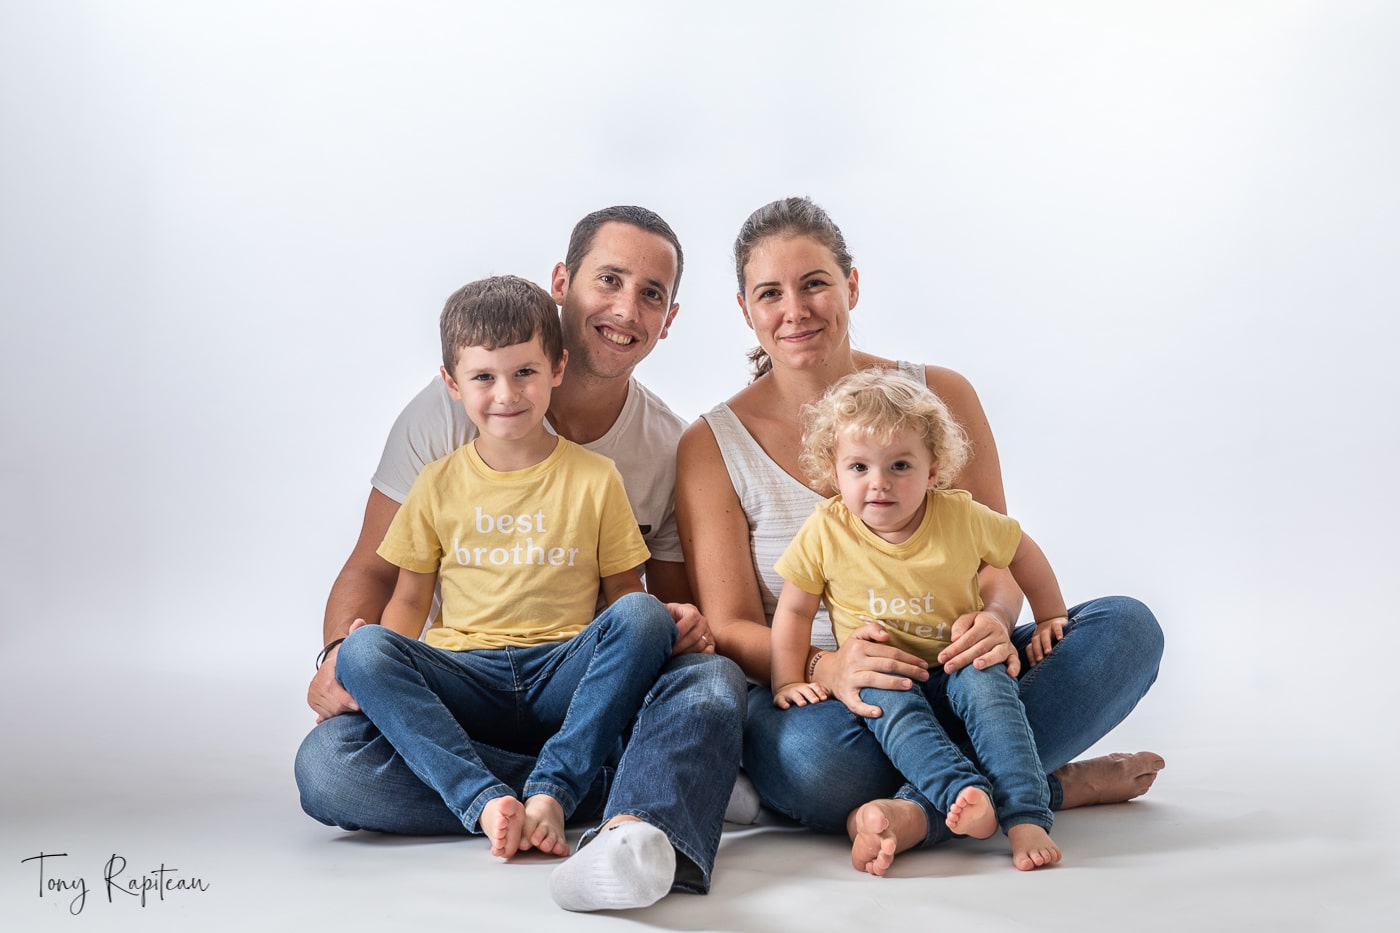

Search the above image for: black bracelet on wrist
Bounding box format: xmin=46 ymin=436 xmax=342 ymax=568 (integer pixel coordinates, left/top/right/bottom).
xmin=806 ymin=651 xmax=825 ymax=682
xmin=315 ymin=637 xmax=347 ymax=669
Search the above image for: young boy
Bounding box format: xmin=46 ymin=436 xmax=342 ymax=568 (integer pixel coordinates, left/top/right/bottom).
xmin=770 ymin=368 xmax=1068 ymax=875
xmin=334 ymin=275 xmax=677 ymax=861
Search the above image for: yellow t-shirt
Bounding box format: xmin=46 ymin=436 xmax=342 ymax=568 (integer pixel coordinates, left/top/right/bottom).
xmin=775 ymin=489 xmax=1021 ymax=663
xmin=377 ymin=438 xmax=650 ymax=650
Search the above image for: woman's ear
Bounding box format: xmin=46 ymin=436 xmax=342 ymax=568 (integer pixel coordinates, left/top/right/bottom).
xmin=736 ymin=292 xmax=753 ymax=330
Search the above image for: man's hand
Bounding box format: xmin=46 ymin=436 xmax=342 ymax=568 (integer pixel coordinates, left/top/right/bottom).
xmin=307 ymin=619 xmax=367 ymax=722
xmin=936 ymin=610 xmax=1019 ymax=677
xmin=820 ymin=622 xmax=929 ymax=718
xmin=666 ymin=602 xmax=716 ymax=656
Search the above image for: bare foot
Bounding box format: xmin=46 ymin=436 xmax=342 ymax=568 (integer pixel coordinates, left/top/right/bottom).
xmin=945 ymin=786 xmax=996 ymax=839
xmin=480 ymin=796 xmax=525 ymax=859
xmin=1054 ymin=751 xmax=1165 ymax=809
xmin=1007 ymin=823 xmax=1061 ymax=871
xmin=523 ymin=795 xmax=569 ymax=857
xmin=845 ymin=799 xmax=927 ymax=876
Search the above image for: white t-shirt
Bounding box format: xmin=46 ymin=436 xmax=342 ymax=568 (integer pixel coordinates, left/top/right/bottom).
xmin=372 ymin=376 xmax=686 ymax=563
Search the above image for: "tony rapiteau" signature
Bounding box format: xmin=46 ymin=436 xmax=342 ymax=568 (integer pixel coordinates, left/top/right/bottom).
xmin=20 ymin=851 xmax=211 ymax=916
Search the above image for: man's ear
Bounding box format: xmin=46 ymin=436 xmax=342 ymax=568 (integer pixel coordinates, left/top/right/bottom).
xmin=441 ymin=364 xmax=462 ymax=400
xmin=550 ymin=261 xmax=569 ymax=304
xmin=659 ymin=303 xmax=680 ymax=340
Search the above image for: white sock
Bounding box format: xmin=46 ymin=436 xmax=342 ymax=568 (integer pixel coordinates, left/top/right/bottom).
xmin=549 ymin=821 xmax=676 ymax=912
xmin=724 ymin=770 xmax=762 ymax=824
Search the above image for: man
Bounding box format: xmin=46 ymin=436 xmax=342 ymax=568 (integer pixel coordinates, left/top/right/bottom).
xmin=295 ymin=207 xmax=747 ymax=912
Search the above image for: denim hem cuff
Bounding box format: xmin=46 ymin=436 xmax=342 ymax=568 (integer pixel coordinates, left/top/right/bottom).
xmin=461 ymin=783 xmax=517 ymax=834
xmin=523 ymin=781 xmax=578 ymax=819
xmin=1046 ymin=771 xmax=1064 ymax=811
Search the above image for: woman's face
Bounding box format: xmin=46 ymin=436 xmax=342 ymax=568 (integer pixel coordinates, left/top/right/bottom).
xmin=738 ymin=234 xmax=859 ymax=370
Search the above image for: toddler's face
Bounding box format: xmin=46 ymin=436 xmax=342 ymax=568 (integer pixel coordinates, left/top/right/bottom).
xmin=833 ymin=426 xmax=937 ymax=545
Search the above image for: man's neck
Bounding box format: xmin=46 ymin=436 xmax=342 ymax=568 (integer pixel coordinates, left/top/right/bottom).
xmin=547 ymin=371 xmax=632 ymax=446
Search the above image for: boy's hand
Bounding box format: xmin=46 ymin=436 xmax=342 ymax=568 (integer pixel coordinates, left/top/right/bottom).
xmin=308 ymin=619 xmax=367 ymax=722
xmin=666 ymin=602 xmax=716 ymax=656
xmin=773 ymin=682 xmax=829 ymax=709
xmin=1026 ymin=616 xmax=1067 ymax=667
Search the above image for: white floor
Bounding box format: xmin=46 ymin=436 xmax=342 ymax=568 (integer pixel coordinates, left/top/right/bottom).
xmin=4 ymin=652 xmax=1398 ymax=933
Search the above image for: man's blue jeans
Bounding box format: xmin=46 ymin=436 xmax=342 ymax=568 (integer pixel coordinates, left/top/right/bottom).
xmin=295 ymin=600 xmax=746 ymax=894
xmin=744 ymin=595 xmax=1162 ymax=845
xmin=861 ymin=663 xmax=1051 ymax=834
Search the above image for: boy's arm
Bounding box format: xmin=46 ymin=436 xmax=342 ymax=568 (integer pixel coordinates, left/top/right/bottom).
xmin=770 ymin=584 xmax=828 ymax=709
xmin=1007 ymin=531 xmax=1070 ymax=666
xmin=599 ymin=567 xmax=647 ymax=606
xmin=380 ymin=567 xmax=438 ymax=639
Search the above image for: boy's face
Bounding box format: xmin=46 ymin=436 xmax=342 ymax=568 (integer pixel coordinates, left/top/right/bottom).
xmin=833 ymin=426 xmax=937 ymax=545
xmin=442 ymin=336 xmax=567 ymax=444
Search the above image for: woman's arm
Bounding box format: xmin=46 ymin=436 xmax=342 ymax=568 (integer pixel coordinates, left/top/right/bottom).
xmin=676 ymin=420 xmax=779 ymax=679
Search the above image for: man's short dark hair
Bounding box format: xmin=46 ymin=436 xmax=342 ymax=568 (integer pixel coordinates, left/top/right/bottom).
xmin=563 ymin=206 xmax=685 ymax=302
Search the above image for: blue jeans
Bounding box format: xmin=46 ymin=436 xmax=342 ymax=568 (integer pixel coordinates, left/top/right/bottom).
xmin=861 ymin=664 xmax=1051 ymax=834
xmin=295 ymin=609 xmax=746 ymax=894
xmin=744 ymin=595 xmax=1162 ymax=845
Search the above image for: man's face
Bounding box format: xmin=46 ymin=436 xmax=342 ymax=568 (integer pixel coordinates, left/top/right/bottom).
xmin=553 ymin=222 xmax=680 ymax=383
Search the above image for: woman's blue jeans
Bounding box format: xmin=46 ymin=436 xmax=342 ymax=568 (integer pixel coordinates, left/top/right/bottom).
xmin=295 ymin=595 xmax=745 ymax=894
xmin=745 ymin=595 xmax=1163 ymax=846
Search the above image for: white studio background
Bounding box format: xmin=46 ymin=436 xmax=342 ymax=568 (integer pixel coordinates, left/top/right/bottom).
xmin=2 ymin=0 xmax=1398 ymax=825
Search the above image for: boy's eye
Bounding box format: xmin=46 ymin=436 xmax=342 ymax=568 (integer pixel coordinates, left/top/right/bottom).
xmin=471 ymin=373 xmax=494 ymax=382
xmin=849 ymin=463 xmax=867 ymax=473
xmin=892 ymin=461 xmax=911 ymax=471
xmin=515 ymin=368 xmax=536 ymax=378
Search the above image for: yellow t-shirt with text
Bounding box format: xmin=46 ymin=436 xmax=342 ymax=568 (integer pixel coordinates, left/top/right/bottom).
xmin=775 ymin=489 xmax=1021 ymax=663
xmin=378 ymin=438 xmax=650 ymax=650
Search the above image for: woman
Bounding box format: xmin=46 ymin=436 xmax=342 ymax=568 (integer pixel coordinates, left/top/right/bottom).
xmin=676 ymin=196 xmax=1165 ymax=875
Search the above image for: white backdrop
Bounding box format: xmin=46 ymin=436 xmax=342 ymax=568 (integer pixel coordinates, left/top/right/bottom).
xmin=3 ymin=2 xmax=1399 ymax=926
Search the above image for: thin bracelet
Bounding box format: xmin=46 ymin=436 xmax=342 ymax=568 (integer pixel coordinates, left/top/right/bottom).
xmin=806 ymin=651 xmax=825 ymax=682
xmin=315 ymin=636 xmax=347 ymax=669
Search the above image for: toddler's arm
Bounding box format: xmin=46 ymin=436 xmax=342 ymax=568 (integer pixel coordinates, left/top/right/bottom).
xmin=380 ymin=567 xmax=437 ymax=638
xmin=771 ymin=583 xmax=829 ymax=708
xmin=1008 ymin=531 xmax=1069 ymax=666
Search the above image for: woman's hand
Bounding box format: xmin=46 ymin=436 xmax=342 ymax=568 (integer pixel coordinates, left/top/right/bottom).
xmin=773 ymin=681 xmax=829 ymax=709
xmin=667 ymin=602 xmax=716 ymax=655
xmin=936 ymin=609 xmax=1019 ymax=677
xmin=1026 ymin=616 xmax=1066 ymax=666
xmin=818 ymin=622 xmax=930 ymax=718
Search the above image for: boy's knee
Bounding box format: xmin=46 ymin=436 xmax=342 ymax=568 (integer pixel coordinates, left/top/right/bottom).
xmin=666 ymin=654 xmax=745 ymax=719
xmin=610 ymin=592 xmax=678 ymax=653
xmin=335 ymin=624 xmax=398 ymax=685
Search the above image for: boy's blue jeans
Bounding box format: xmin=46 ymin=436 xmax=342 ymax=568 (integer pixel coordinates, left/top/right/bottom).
xmin=296 ymin=592 xmax=745 ymax=894
xmin=744 ymin=595 xmax=1163 ymax=846
xmin=860 ymin=663 xmax=1051 ymax=834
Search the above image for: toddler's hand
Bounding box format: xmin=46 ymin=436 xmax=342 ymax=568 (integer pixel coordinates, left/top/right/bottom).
xmin=1026 ymin=616 xmax=1067 ymax=667
xmin=772 ymin=682 xmax=830 ymax=709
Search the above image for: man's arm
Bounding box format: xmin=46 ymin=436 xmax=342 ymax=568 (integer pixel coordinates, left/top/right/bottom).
xmin=307 ymin=488 xmax=401 ymax=721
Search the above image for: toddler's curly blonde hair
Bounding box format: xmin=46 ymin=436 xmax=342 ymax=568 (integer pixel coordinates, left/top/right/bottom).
xmin=799 ymin=369 xmax=970 ymax=490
